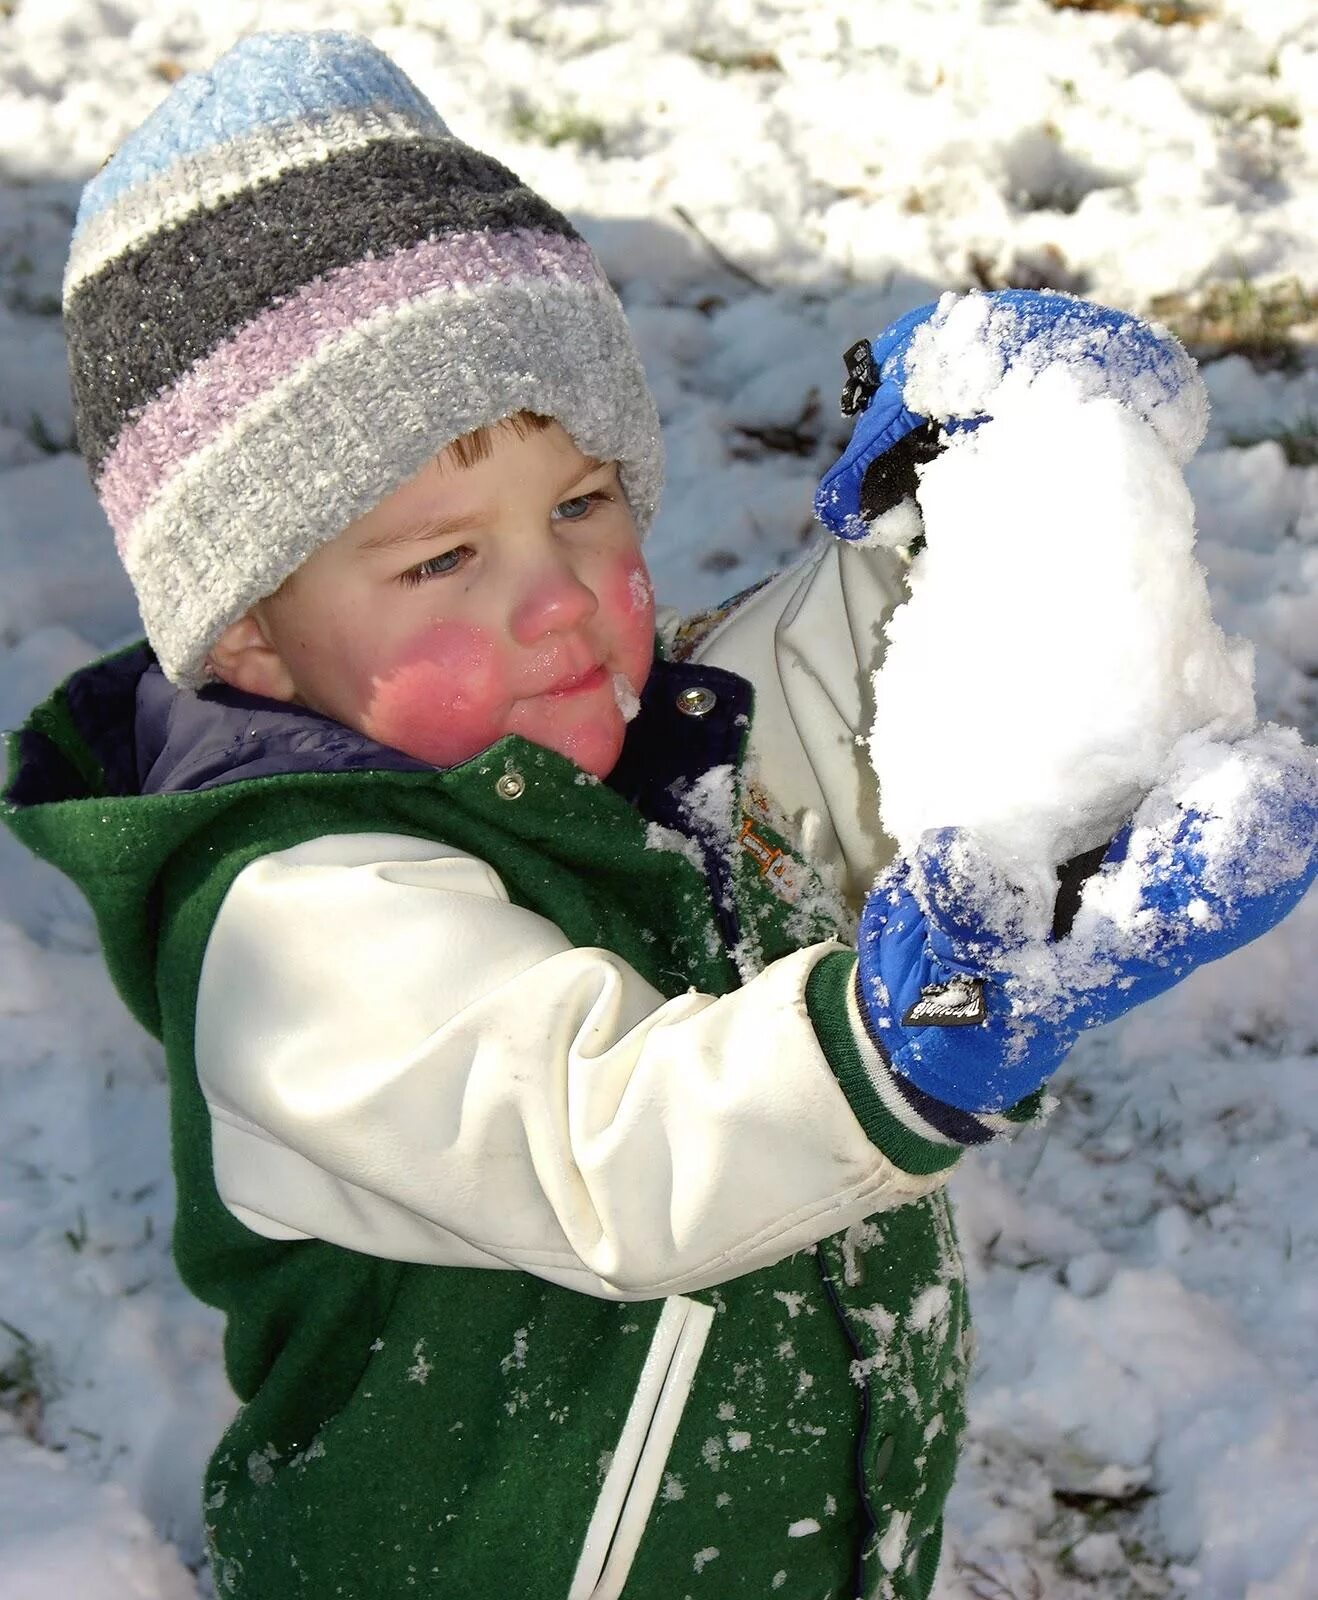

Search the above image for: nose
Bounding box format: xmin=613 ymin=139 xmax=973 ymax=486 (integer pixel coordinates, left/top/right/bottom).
xmin=509 ymin=551 xmax=598 ymax=646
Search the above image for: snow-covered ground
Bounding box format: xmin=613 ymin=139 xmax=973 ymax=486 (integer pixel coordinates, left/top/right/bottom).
xmin=1 ymin=2 xmax=1315 ymax=1595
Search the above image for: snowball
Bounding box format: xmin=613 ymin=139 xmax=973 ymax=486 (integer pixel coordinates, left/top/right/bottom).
xmin=869 ymin=364 xmax=1256 ymax=886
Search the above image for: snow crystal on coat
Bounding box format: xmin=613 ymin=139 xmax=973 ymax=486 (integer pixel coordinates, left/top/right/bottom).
xmin=408 ymin=1340 xmax=432 ymax=1384
xmin=877 ymin=1509 xmax=911 ymax=1572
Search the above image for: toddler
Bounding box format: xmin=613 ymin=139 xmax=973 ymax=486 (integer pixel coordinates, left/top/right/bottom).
xmin=5 ymin=31 xmax=1313 ymax=1600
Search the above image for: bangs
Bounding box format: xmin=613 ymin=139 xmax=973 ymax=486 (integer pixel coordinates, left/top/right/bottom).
xmin=444 ymin=411 xmax=552 ymax=470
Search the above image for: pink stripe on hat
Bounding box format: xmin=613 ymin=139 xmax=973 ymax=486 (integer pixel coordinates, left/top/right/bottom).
xmin=99 ymin=228 xmax=601 ymax=550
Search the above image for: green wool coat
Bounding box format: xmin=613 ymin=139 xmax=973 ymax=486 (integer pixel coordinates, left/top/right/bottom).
xmin=4 ymin=650 xmax=998 ymax=1600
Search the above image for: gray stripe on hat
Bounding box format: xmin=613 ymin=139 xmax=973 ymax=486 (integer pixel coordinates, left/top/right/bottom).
xmin=65 ymin=104 xmax=438 ymax=297
xmin=124 ymin=278 xmax=663 ymax=686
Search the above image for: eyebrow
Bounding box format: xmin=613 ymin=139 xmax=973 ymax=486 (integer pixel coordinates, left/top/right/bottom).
xmin=355 ymin=454 xmax=612 ymax=555
xmin=357 ymin=512 xmax=481 ymax=553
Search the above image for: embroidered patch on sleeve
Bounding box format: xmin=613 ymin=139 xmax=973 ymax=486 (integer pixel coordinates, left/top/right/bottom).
xmin=671 ymin=573 xmax=779 ymax=661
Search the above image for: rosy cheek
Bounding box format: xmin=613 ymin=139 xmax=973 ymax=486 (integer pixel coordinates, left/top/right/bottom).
xmin=362 ymin=621 xmax=509 ymax=767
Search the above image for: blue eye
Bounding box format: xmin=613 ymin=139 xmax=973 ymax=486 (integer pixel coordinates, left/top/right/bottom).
xmin=553 ymin=490 xmax=610 ymax=522
xmin=399 ymin=546 xmax=470 ymax=586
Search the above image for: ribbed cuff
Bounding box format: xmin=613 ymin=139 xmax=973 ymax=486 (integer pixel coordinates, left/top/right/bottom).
xmin=805 ymin=951 xmax=1040 ymax=1174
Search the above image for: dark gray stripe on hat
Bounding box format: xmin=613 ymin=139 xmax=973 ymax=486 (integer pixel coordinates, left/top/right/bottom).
xmin=64 ymin=104 xmax=435 ymax=297
xmin=67 ymin=136 xmax=580 ymax=473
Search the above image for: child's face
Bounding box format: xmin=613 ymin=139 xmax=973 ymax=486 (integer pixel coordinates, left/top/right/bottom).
xmin=249 ymin=421 xmax=656 ymax=778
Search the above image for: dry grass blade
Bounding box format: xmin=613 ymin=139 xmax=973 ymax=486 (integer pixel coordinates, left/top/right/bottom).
xmin=1151 ymin=276 xmax=1318 ymax=368
xmin=1047 ymin=0 xmax=1212 ymax=22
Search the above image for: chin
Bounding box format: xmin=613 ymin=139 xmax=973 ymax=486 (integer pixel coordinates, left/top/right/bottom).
xmin=556 ymin=716 xmax=627 ymax=780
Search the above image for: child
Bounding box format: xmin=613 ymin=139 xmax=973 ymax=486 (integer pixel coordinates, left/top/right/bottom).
xmin=4 ymin=31 xmax=1313 ymax=1600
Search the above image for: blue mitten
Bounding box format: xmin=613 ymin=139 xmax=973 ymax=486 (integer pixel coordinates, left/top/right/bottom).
xmin=856 ymin=731 xmax=1317 ymax=1115
xmin=815 ymin=288 xmax=1201 ymax=540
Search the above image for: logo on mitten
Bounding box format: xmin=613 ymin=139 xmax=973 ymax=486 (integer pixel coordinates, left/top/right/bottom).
xmin=902 ymin=976 xmax=986 ymax=1027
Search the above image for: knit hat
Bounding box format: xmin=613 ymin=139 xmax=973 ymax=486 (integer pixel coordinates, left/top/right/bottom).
xmin=62 ymin=31 xmax=664 ymax=687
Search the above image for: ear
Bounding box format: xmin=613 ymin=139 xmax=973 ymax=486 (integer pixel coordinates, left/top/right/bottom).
xmin=206 ymin=610 xmax=299 ymax=702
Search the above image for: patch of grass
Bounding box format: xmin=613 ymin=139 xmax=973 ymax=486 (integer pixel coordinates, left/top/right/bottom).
xmin=690 ymin=44 xmax=783 ymax=73
xmin=967 ymin=242 xmax=1089 ymax=296
xmin=1150 ymin=275 xmax=1318 ymax=369
xmin=1226 ymin=414 xmax=1318 ymax=466
xmin=1245 ymin=101 xmax=1302 ymax=131
xmin=732 ymin=390 xmax=822 ymax=460
xmin=958 ymin=1559 xmax=1044 ymax=1600
xmin=0 ymin=1318 xmax=54 ymax=1441
xmin=64 ymin=1204 xmax=89 ymax=1253
xmin=508 ymin=102 xmax=609 ymax=156
xmin=1047 ymin=0 xmax=1211 ymax=22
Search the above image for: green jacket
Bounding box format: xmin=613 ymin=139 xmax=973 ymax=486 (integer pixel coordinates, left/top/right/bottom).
xmin=5 ymin=557 xmax=1030 ymax=1598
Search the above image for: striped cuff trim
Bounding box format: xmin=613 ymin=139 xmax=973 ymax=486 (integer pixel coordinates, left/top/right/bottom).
xmin=845 ymin=964 xmax=997 ymax=1148
xmin=804 ymin=952 xmax=960 ymax=1176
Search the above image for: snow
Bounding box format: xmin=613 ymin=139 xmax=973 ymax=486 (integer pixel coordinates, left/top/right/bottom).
xmin=0 ymin=1422 xmax=197 ymax=1600
xmin=872 ymin=330 xmax=1256 ymax=886
xmin=903 ymin=291 xmax=1210 ymax=464
xmin=2 ymin=3 xmax=1317 ymax=1598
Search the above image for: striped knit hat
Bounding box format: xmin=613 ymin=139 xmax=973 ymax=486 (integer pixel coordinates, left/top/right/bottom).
xmin=63 ymin=31 xmax=663 ymax=687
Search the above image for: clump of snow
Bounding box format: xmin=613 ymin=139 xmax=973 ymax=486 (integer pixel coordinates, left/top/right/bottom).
xmin=871 ymin=359 xmax=1256 ymax=891
xmin=878 ymin=1509 xmax=912 ymax=1571
xmin=998 ymin=727 xmax=1317 ymax=1019
xmin=850 ymin=493 xmax=925 ymax=554
xmin=612 ymin=671 xmax=641 ymax=723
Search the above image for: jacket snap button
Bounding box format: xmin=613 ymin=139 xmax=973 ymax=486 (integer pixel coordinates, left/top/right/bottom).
xmin=495 ymin=772 xmax=525 ymax=800
xmin=676 ymin=685 xmax=716 ymax=718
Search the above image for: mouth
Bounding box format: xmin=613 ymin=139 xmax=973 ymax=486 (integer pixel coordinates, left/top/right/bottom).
xmin=542 ymin=663 xmax=609 ymax=699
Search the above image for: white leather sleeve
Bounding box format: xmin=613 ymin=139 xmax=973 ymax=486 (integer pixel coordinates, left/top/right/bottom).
xmin=684 ymin=538 xmax=907 ymax=902
xmin=195 ymin=831 xmax=943 ymax=1298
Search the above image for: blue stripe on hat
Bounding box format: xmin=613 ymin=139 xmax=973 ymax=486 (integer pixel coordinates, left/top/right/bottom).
xmin=74 ymin=30 xmax=446 ymax=233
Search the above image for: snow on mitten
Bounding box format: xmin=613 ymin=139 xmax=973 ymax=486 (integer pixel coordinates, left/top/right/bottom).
xmin=815 ymin=287 xmax=1204 ymax=544
xmin=855 ymin=728 xmax=1316 ymax=1116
